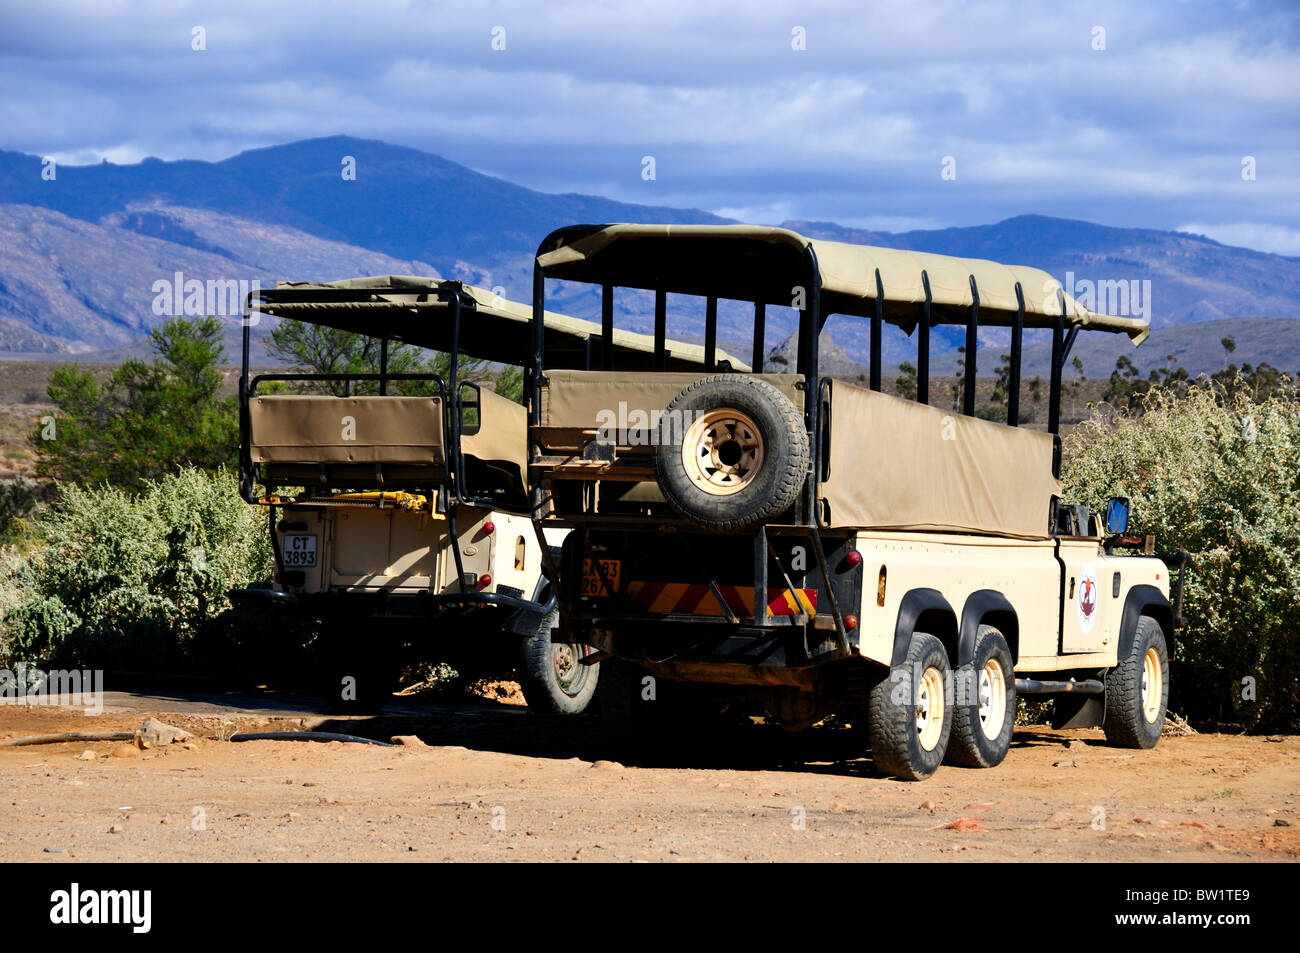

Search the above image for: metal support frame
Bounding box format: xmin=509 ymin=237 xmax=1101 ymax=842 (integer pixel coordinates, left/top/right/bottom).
xmin=601 ymin=283 xmax=614 ymax=370
xmin=918 ymin=271 xmax=932 ymax=405
xmin=653 ymin=288 xmax=667 ymax=372
xmin=801 ymin=247 xmax=822 ymax=523
xmin=870 ymin=269 xmax=883 ymax=391
xmin=752 ymin=302 xmax=766 ymax=372
xmin=704 ymin=296 xmax=718 ymax=370
xmin=239 ymin=284 xmax=474 ymax=506
xmin=1060 ymin=326 xmax=1081 ymax=372
xmin=1009 ymin=283 xmax=1024 ymax=427
xmin=1048 ymin=293 xmax=1066 ymax=478
xmin=964 ymin=275 xmax=979 ymax=416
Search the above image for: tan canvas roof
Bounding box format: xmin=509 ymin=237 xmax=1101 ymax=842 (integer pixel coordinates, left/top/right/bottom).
xmin=258 ymin=275 xmax=750 ymax=371
xmin=537 ymin=224 xmax=1150 ymax=344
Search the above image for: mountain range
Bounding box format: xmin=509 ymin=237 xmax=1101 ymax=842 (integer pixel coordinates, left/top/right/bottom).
xmin=0 ymin=135 xmax=1296 ymax=375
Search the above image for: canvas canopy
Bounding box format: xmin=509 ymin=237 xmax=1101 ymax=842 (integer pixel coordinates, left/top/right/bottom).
xmin=257 ymin=275 xmax=749 ymax=371
xmin=536 ymin=224 xmax=1150 ymax=344
xmin=820 ymin=380 xmax=1060 ymax=538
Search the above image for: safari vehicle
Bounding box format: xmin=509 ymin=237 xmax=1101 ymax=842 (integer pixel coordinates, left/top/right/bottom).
xmin=233 ymin=276 xmax=747 ymax=712
xmin=526 ymin=225 xmax=1188 ymax=779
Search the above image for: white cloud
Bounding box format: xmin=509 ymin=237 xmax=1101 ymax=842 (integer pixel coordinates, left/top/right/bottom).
xmin=1176 ymin=223 xmax=1300 ymax=257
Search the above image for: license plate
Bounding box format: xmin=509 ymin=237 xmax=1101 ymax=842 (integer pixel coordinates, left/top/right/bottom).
xmin=282 ymin=534 xmax=318 ymax=568
xmin=582 ymin=558 xmax=621 ymax=597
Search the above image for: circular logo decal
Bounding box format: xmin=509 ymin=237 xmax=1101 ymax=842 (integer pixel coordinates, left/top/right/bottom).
xmin=1077 ymin=563 xmax=1099 ymax=634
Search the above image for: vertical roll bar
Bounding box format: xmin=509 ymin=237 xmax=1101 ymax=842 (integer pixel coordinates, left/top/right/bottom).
xmin=918 ymin=271 xmax=932 ymax=405
xmin=601 ymin=283 xmax=614 ymax=371
xmin=802 ymin=246 xmax=822 ymax=523
xmin=653 ymin=288 xmax=666 ymax=372
xmin=870 ymin=269 xmax=883 ymax=392
xmin=964 ymin=275 xmax=979 ymax=416
xmin=1009 ymin=283 xmax=1024 ymax=427
xmin=1048 ymin=291 xmax=1065 ymax=477
xmin=752 ymin=302 xmax=766 ymax=372
xmin=704 ymin=296 xmax=718 ymax=371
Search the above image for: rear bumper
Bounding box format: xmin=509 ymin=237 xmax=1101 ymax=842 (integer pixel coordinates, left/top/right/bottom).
xmin=226 ymin=586 xmax=554 ymax=618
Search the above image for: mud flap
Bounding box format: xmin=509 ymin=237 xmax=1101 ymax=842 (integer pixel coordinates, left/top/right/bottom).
xmin=1052 ymin=693 xmax=1105 ymax=730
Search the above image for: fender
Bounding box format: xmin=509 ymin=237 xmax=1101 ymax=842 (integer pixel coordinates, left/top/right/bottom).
xmin=892 ymin=588 xmax=958 ymax=666
xmin=958 ymin=590 xmax=1020 ymax=666
xmin=507 ymin=549 xmax=562 ymax=636
xmin=1118 ymin=584 xmax=1175 ymax=660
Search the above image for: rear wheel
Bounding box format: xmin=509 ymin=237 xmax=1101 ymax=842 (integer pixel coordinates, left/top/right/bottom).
xmin=518 ymin=609 xmax=600 ymax=715
xmin=1103 ymin=616 xmax=1168 ymax=749
xmin=945 ymin=625 xmax=1016 ymax=768
xmin=868 ymin=632 xmax=952 ymax=780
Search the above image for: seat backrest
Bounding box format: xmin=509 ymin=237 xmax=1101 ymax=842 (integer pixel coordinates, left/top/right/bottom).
xmin=250 ymin=395 xmax=446 ymax=475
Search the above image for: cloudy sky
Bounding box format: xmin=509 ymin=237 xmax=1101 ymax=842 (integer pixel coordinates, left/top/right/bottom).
xmin=2 ymin=0 xmax=1298 ymax=252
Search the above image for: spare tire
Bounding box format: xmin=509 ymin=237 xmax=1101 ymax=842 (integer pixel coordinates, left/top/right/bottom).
xmin=653 ymin=375 xmax=809 ymax=531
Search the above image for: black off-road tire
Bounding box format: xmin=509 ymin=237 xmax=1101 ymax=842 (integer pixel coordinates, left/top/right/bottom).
xmin=596 ymin=659 xmax=691 ymax=752
xmin=653 ymin=375 xmax=809 ymax=531
xmin=1102 ymin=616 xmax=1168 ymax=749
xmin=945 ymin=625 xmax=1016 ymax=768
xmin=868 ymin=632 xmax=953 ymax=780
xmin=518 ymin=609 xmax=600 ymax=715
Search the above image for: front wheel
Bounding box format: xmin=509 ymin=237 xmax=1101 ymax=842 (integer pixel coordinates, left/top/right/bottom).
xmin=1102 ymin=615 xmax=1168 ymax=749
xmin=518 ymin=609 xmax=600 ymax=715
xmin=868 ymin=632 xmax=953 ymax=780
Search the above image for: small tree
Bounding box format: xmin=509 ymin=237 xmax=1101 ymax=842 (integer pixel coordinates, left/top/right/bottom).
xmin=991 ymin=352 xmax=1011 ymax=406
xmin=33 ymin=317 xmax=237 ymax=489
xmin=1068 ymin=355 xmax=1085 ymax=420
xmin=895 ymin=361 xmax=917 ymax=400
xmin=949 ymin=346 xmax=966 ymax=409
xmin=1221 ymin=336 xmax=1236 ymax=371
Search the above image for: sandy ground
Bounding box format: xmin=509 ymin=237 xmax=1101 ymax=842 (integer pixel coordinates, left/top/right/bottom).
xmin=1 ymin=690 xmax=1296 ymax=863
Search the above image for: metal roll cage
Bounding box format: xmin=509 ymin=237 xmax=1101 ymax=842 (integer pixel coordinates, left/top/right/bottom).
xmin=526 ymin=226 xmax=1093 ymax=647
xmin=236 ymin=283 xmax=550 ymax=615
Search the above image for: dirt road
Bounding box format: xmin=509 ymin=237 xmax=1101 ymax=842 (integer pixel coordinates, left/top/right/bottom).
xmin=1 ymin=690 xmax=1296 ymax=863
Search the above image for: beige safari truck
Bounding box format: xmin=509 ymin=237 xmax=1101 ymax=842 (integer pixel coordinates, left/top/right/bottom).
xmin=231 ymin=275 xmax=745 ymax=713
xmin=526 ymin=225 xmax=1188 ymax=779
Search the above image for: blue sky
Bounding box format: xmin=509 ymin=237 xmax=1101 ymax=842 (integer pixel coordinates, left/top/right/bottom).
xmin=2 ymin=0 xmax=1298 ymax=252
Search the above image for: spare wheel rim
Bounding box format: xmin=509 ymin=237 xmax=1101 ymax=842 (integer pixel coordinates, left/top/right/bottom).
xmin=681 ymin=408 xmax=764 ymax=496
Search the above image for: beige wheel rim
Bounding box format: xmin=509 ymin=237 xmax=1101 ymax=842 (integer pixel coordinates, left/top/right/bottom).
xmin=1141 ymin=647 xmax=1162 ymax=723
xmin=978 ymin=658 xmax=1008 ymax=740
xmin=916 ymin=665 xmax=946 ymax=752
xmin=681 ymin=408 xmax=763 ymax=496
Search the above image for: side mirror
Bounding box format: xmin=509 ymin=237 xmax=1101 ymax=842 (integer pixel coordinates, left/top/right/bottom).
xmin=1104 ymin=496 xmax=1130 ymax=535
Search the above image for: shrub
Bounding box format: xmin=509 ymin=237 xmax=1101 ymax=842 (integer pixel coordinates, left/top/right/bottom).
xmin=0 ymin=467 xmax=274 ymax=672
xmin=1062 ymin=384 xmax=1300 ymax=731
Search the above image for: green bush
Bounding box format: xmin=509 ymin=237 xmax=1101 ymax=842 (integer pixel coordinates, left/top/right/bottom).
xmin=1062 ymin=384 xmax=1300 ymax=731
xmin=0 ymin=467 xmax=274 ymax=672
